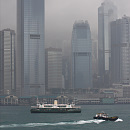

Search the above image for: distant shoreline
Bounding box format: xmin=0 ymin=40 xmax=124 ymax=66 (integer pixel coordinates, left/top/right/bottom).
xmin=0 ymin=103 xmax=130 ymax=106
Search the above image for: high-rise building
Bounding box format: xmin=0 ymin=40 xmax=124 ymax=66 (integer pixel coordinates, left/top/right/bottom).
xmin=111 ymin=16 xmax=130 ymax=85
xmin=16 ymin=0 xmax=45 ymax=96
xmin=92 ymin=40 xmax=98 ymax=88
xmin=98 ymin=0 xmax=117 ymax=87
xmin=71 ymin=20 xmax=92 ymax=89
xmin=62 ymin=40 xmax=72 ymax=89
xmin=45 ymin=47 xmax=62 ymax=90
xmin=92 ymin=39 xmax=98 ymax=76
xmin=0 ymin=29 xmax=16 ymax=95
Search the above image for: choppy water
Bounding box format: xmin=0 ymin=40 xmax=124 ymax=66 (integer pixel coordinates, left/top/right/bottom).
xmin=0 ymin=105 xmax=129 ymax=130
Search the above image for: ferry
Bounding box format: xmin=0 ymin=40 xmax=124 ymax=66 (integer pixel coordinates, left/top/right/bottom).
xmin=30 ymin=100 xmax=81 ymax=113
xmin=93 ymin=112 xmax=118 ymax=121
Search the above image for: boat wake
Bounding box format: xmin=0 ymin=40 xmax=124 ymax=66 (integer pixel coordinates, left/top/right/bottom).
xmin=0 ymin=119 xmax=123 ymax=128
xmin=115 ymin=118 xmax=123 ymax=122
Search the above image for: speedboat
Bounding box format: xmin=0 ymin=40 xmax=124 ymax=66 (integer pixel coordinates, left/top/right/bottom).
xmin=93 ymin=112 xmax=118 ymax=121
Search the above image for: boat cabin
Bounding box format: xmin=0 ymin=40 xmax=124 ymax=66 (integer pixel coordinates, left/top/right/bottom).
xmin=95 ymin=112 xmax=108 ymax=118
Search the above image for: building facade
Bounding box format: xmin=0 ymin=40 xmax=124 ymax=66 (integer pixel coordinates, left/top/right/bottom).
xmin=45 ymin=48 xmax=62 ymax=90
xmin=0 ymin=29 xmax=16 ymax=95
xmin=111 ymin=16 xmax=130 ymax=85
xmin=62 ymin=40 xmax=72 ymax=89
xmin=17 ymin=0 xmax=45 ymax=96
xmin=98 ymin=0 xmax=117 ymax=87
xmin=71 ymin=20 xmax=92 ymax=89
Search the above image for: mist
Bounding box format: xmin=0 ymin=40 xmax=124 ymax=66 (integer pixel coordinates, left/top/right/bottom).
xmin=0 ymin=0 xmax=130 ymax=46
xmin=45 ymin=0 xmax=130 ymax=46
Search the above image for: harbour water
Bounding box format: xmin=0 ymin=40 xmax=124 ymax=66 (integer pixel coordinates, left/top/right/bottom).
xmin=0 ymin=104 xmax=129 ymax=130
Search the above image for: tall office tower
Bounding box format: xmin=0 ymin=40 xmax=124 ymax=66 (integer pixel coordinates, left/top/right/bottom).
xmin=98 ymin=0 xmax=117 ymax=87
xmin=71 ymin=20 xmax=92 ymax=89
xmin=92 ymin=40 xmax=98 ymax=88
xmin=17 ymin=0 xmax=45 ymax=96
xmin=45 ymin=48 xmax=62 ymax=90
xmin=92 ymin=40 xmax=98 ymax=76
xmin=62 ymin=41 xmax=72 ymax=89
xmin=0 ymin=29 xmax=16 ymax=95
xmin=111 ymin=16 xmax=130 ymax=85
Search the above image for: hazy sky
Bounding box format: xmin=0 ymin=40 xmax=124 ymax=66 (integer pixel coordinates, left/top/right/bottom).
xmin=0 ymin=0 xmax=130 ymax=46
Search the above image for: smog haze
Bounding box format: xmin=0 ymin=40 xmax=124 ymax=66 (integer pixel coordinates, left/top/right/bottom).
xmin=0 ymin=0 xmax=130 ymax=46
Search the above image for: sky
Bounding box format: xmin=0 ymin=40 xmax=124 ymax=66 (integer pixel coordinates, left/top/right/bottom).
xmin=0 ymin=0 xmax=130 ymax=47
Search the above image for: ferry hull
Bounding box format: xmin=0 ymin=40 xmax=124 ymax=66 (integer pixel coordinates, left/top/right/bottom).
xmin=30 ymin=108 xmax=81 ymax=113
xmin=93 ymin=116 xmax=118 ymax=121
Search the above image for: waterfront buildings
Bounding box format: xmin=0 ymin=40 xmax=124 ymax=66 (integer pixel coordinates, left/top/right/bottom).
xmin=111 ymin=16 xmax=130 ymax=85
xmin=45 ymin=48 xmax=62 ymax=90
xmin=98 ymin=0 xmax=117 ymax=87
xmin=0 ymin=29 xmax=15 ymax=95
xmin=16 ymin=0 xmax=45 ymax=96
xmin=71 ymin=20 xmax=92 ymax=89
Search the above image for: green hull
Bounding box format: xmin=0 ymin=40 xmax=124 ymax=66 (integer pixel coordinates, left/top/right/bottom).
xmin=30 ymin=108 xmax=81 ymax=113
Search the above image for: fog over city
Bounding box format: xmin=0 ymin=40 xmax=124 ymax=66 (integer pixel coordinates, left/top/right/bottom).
xmin=1 ymin=1 xmax=130 ymax=127
xmin=1 ymin=0 xmax=130 ymax=109
xmin=0 ymin=0 xmax=130 ymax=46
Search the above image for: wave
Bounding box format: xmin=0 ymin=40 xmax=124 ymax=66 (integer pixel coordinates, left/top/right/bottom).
xmin=0 ymin=119 xmax=123 ymax=128
xmin=115 ymin=118 xmax=123 ymax=122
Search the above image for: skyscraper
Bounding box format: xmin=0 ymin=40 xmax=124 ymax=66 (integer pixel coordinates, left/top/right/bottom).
xmin=98 ymin=0 xmax=117 ymax=87
xmin=62 ymin=40 xmax=72 ymax=89
xmin=16 ymin=0 xmax=45 ymax=96
xmin=71 ymin=20 xmax=92 ymax=89
xmin=111 ymin=16 xmax=130 ymax=85
xmin=0 ymin=29 xmax=15 ymax=95
xmin=45 ymin=47 xmax=62 ymax=90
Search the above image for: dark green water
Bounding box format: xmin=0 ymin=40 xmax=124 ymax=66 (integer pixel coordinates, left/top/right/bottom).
xmin=0 ymin=104 xmax=129 ymax=130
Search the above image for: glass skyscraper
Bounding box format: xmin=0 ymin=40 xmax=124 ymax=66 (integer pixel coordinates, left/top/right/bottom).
xmin=0 ymin=29 xmax=15 ymax=95
xmin=16 ymin=0 xmax=45 ymax=96
xmin=98 ymin=0 xmax=117 ymax=87
xmin=111 ymin=16 xmax=130 ymax=85
xmin=71 ymin=20 xmax=92 ymax=89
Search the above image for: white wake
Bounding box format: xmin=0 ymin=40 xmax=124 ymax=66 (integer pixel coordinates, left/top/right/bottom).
xmin=0 ymin=119 xmax=123 ymax=128
xmin=115 ymin=118 xmax=123 ymax=122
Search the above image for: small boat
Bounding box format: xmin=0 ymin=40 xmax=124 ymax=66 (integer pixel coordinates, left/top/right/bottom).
xmin=93 ymin=112 xmax=118 ymax=121
xmin=30 ymin=99 xmax=81 ymax=113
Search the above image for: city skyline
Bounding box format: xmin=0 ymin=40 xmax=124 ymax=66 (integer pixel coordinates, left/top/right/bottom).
xmin=0 ymin=0 xmax=130 ymax=96
xmin=0 ymin=0 xmax=130 ymax=104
